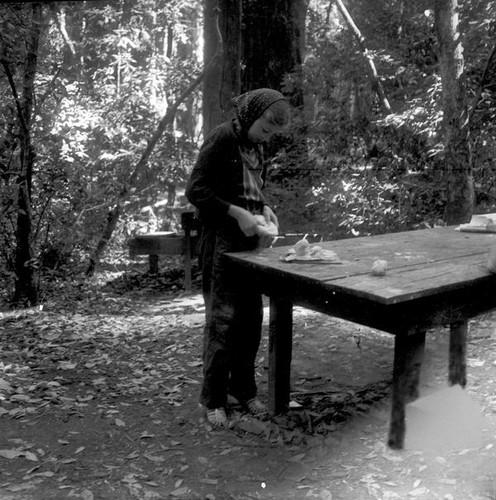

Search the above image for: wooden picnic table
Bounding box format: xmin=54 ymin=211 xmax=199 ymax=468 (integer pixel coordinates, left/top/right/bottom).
xmin=223 ymin=226 xmax=496 ymax=449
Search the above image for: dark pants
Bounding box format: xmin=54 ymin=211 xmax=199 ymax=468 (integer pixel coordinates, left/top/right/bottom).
xmin=199 ymin=224 xmax=263 ymax=409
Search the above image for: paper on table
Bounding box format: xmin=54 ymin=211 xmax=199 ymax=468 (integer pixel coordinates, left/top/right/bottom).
xmin=457 ymin=213 xmax=496 ymax=233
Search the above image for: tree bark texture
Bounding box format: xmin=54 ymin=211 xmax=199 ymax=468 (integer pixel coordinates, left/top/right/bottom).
xmin=434 ymin=0 xmax=474 ymax=225
xmin=241 ymin=0 xmax=305 ymax=107
xmin=12 ymin=3 xmax=42 ymax=306
xmin=86 ymin=204 xmax=121 ymax=276
xmin=203 ymin=0 xmax=242 ymax=135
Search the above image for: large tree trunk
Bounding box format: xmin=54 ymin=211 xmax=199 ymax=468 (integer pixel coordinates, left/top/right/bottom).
xmin=241 ymin=0 xmax=305 ymax=107
xmin=203 ymin=0 xmax=242 ymax=135
xmin=12 ymin=3 xmax=42 ymax=306
xmin=434 ymin=0 xmax=473 ymax=224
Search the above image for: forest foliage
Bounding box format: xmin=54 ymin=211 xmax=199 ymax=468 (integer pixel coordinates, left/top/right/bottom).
xmin=0 ymin=0 xmax=496 ymax=304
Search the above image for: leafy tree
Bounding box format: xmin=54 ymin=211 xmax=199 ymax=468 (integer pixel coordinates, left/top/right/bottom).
xmin=0 ymin=0 xmax=205 ymax=300
xmin=1 ymin=3 xmax=44 ymax=305
xmin=2 ymin=0 xmax=496 ymax=306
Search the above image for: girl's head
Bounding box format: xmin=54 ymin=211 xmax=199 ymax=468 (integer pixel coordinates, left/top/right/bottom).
xmin=232 ymin=88 xmax=290 ymax=143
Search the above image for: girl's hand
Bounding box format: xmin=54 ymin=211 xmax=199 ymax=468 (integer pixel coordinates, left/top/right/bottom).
xmin=263 ymin=205 xmax=279 ymax=229
xmin=228 ymin=205 xmax=259 ymax=236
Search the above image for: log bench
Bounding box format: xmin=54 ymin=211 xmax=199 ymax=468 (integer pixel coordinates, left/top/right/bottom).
xmin=128 ymin=211 xmax=198 ymax=290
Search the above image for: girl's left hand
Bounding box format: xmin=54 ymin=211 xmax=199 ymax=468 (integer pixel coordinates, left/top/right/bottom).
xmin=263 ymin=205 xmax=279 ymax=228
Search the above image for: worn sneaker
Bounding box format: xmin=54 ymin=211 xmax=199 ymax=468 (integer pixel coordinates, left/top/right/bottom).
xmin=205 ymin=408 xmax=228 ymax=429
xmin=245 ymin=398 xmax=268 ymax=417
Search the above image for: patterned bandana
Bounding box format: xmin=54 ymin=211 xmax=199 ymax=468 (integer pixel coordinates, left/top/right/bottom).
xmin=231 ymin=88 xmax=286 ymax=133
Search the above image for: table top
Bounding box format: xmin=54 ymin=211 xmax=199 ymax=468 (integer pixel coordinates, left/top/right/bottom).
xmin=224 ymin=227 xmax=496 ymax=306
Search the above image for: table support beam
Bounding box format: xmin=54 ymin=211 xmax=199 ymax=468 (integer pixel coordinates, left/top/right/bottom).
xmin=268 ymin=297 xmax=293 ymax=415
xmin=388 ymin=330 xmax=426 ymax=450
xmin=449 ymin=320 xmax=467 ymax=387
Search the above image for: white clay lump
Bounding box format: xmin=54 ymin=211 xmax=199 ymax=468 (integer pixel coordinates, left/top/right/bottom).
xmin=294 ymin=238 xmax=310 ymax=256
xmin=371 ymin=259 xmax=388 ymax=276
xmin=254 ymin=214 xmax=278 ymax=237
xmin=280 ymin=238 xmax=341 ymax=263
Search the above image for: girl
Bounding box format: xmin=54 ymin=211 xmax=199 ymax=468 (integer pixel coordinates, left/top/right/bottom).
xmin=186 ymin=88 xmax=290 ymax=428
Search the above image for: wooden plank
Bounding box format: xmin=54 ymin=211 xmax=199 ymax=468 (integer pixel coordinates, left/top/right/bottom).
xmin=224 ymin=227 xmax=496 ymax=305
xmin=236 ymin=229 xmax=495 ymax=274
xmin=328 ymin=255 xmax=491 ymax=304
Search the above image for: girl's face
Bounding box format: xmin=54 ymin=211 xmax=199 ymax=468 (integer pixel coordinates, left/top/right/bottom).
xmin=247 ymin=117 xmax=284 ymax=144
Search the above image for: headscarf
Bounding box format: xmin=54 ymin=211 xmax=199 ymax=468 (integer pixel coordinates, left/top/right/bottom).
xmin=231 ymin=88 xmax=286 ymax=133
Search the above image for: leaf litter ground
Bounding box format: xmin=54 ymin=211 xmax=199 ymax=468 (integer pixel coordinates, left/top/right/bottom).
xmin=1 ymin=260 xmax=496 ymax=500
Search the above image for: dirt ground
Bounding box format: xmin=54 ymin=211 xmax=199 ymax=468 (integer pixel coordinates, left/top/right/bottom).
xmin=1 ymin=265 xmax=496 ymax=500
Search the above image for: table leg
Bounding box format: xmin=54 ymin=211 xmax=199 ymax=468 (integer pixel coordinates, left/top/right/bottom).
xmin=388 ymin=330 xmax=426 ymax=450
xmin=449 ymin=320 xmax=467 ymax=387
xmin=268 ymin=297 xmax=293 ymax=415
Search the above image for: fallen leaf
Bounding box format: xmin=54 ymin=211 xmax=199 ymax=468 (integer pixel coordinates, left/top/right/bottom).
xmin=0 ymin=449 xmax=21 ymax=459
xmin=0 ymin=378 xmax=13 ymax=392
xmin=58 ymin=361 xmax=77 ymax=370
xmin=199 ymin=478 xmax=218 ymax=485
xmin=81 ymin=489 xmax=94 ymax=500
xmin=6 ymin=483 xmax=38 ymax=492
xmin=144 ymin=454 xmax=166 ymax=463
xmin=23 ymin=451 xmax=38 ymax=462
xmin=170 ymin=487 xmax=189 ymax=497
xmin=408 ymin=487 xmax=428 ymax=496
xmin=287 ymin=453 xmax=306 ymax=463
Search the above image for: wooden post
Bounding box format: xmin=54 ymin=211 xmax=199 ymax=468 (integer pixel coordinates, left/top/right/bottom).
xmin=268 ymin=297 xmax=293 ymax=415
xmin=149 ymin=254 xmax=159 ymax=274
xmin=449 ymin=320 xmax=467 ymax=387
xmin=181 ymin=211 xmax=196 ymax=292
xmin=388 ymin=330 xmax=426 ymax=449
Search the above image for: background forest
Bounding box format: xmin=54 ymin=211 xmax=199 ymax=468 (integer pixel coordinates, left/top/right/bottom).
xmin=1 ymin=0 xmax=496 ymax=306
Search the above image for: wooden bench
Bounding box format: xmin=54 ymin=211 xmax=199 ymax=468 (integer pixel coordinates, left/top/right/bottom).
xmin=128 ymin=211 xmax=198 ymax=290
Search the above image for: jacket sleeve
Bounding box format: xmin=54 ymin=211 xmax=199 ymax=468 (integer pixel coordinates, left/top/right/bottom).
xmin=185 ymin=125 xmax=232 ymax=219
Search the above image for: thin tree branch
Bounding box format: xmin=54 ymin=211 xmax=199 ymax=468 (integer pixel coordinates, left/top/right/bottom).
xmin=468 ymin=42 xmax=496 ymax=123
xmin=333 ymin=0 xmax=391 ymax=113
xmin=86 ymin=9 xmax=224 ymax=275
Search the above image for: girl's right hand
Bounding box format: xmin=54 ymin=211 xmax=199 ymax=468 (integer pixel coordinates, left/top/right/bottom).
xmin=228 ymin=205 xmax=258 ymax=236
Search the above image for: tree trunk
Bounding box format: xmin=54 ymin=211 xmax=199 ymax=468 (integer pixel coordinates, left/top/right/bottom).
xmin=86 ymin=204 xmax=121 ymax=276
xmin=203 ymin=0 xmax=242 ymax=135
xmin=11 ymin=3 xmax=42 ymax=306
xmin=434 ymin=0 xmax=473 ymax=225
xmin=241 ymin=0 xmax=305 ymax=107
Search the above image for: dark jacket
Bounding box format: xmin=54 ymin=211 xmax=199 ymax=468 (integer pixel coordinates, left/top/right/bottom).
xmin=186 ymin=120 xmax=268 ymax=234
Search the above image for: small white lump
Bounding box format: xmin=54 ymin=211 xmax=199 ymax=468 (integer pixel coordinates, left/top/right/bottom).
xmin=371 ymin=259 xmax=388 ymax=276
